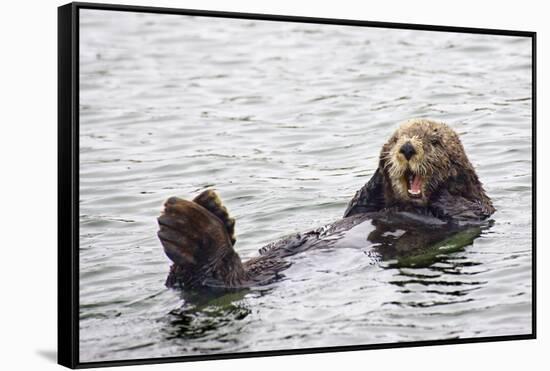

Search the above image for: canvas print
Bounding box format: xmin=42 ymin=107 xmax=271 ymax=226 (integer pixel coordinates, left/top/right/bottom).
xmin=77 ymin=7 xmax=533 ymax=363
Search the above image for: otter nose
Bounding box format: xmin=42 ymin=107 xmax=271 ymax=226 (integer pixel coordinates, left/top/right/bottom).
xmin=399 ymin=142 xmax=416 ymax=160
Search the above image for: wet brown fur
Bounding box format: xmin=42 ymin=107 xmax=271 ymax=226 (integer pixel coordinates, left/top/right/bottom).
xmin=382 ymin=119 xmax=494 ymax=210
xmin=158 ymin=196 xmax=246 ymax=288
xmin=346 ymin=119 xmax=495 ymax=219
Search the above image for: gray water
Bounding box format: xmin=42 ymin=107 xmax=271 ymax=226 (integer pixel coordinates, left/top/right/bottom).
xmin=78 ymin=9 xmax=533 ymax=363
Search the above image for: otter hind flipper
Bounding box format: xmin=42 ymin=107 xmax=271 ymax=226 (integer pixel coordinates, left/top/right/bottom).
xmin=158 ymin=196 xmax=246 ymax=288
xmin=193 ymin=190 xmax=236 ymax=246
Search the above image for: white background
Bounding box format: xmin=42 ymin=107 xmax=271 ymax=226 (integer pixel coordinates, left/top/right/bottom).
xmin=0 ymin=0 xmax=546 ymax=370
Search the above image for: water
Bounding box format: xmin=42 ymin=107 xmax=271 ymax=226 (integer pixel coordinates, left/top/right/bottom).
xmin=78 ymin=9 xmax=533 ymax=363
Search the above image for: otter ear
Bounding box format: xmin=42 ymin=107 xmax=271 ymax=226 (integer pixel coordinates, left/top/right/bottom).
xmin=430 ymin=131 xmax=443 ymax=146
xmin=344 ymin=167 xmax=386 ymax=217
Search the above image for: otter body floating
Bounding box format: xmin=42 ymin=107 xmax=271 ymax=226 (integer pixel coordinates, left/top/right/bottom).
xmin=157 ymin=119 xmax=495 ymax=290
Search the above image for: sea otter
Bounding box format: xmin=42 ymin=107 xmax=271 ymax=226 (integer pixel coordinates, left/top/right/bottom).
xmin=157 ymin=119 xmax=495 ymax=289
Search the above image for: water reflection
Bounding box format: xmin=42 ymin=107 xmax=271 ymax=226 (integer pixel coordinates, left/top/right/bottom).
xmin=328 ymin=210 xmax=489 ymax=268
xmin=163 ymin=289 xmax=251 ymax=341
xmin=373 ymin=225 xmax=486 ymax=268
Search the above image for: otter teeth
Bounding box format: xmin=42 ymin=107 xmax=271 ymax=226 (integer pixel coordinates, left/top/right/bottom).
xmin=406 ymin=171 xmax=423 ymax=197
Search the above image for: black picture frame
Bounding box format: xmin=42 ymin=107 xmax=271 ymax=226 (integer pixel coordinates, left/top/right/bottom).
xmin=58 ymin=2 xmax=537 ymax=369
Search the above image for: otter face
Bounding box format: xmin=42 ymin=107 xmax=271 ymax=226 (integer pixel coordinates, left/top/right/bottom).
xmin=381 ymin=119 xmax=461 ymax=206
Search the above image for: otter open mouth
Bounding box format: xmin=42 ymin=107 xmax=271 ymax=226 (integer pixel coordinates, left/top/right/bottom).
xmin=405 ymin=169 xmax=423 ymax=198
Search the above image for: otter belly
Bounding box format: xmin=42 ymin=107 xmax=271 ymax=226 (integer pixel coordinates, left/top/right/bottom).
xmin=258 ymin=210 xmax=482 ymax=269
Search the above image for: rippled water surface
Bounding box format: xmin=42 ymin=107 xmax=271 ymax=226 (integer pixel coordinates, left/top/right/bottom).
xmin=79 ymin=9 xmax=533 ymax=362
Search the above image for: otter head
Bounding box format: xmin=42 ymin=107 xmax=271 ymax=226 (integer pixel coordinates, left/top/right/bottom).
xmin=380 ymin=119 xmax=463 ymax=207
xmin=345 ymin=118 xmax=494 ymax=220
